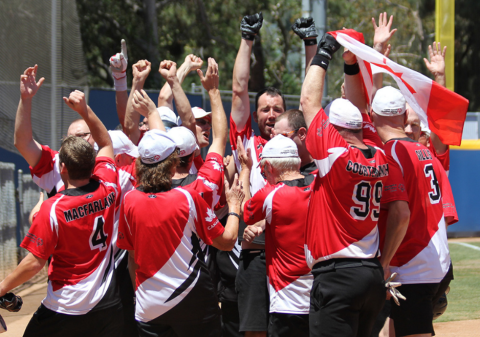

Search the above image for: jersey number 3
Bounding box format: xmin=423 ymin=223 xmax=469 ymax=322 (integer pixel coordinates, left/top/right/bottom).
xmin=350 ymin=181 xmax=383 ymax=221
xmin=424 ymin=164 xmax=441 ymax=204
xmin=89 ymin=216 xmax=108 ymax=251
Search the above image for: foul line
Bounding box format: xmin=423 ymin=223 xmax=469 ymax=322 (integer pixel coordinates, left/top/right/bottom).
xmin=450 ymin=242 xmax=480 ymax=251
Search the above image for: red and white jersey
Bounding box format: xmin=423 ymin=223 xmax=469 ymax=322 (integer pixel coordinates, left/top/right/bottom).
xmin=244 ymin=177 xmax=314 ymax=314
xmin=436 ymin=159 xmax=458 ymax=225
xmin=230 ymin=115 xmax=267 ymax=196
xmin=118 ymin=186 xmax=224 ymax=322
xmin=381 ymin=138 xmax=450 ymax=284
xmin=29 ymin=145 xmax=64 ymax=196
xmin=188 ymin=154 xmax=205 ymax=175
xmin=117 ymin=159 xmax=137 ymax=201
xmin=304 ymin=109 xmax=389 ymax=268
xmin=430 ymin=142 xmax=450 ymax=175
xmin=21 ymin=157 xmax=120 ymax=315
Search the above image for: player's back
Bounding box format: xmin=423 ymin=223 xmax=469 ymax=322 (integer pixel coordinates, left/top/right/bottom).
xmin=383 ymin=138 xmax=450 ymax=284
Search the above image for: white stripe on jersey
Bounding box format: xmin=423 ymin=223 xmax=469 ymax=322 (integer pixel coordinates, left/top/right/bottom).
xmin=391 ymin=140 xmax=404 ymax=176
xmin=49 ymin=194 xmax=64 ymax=234
xmin=391 ymin=215 xmax=450 ymax=284
xmin=42 ymin=244 xmax=115 ymax=315
xmin=263 ymin=184 xmax=283 ymax=224
xmin=267 ymin=273 xmax=313 ymax=314
xmin=32 ymin=153 xmax=64 ymax=194
xmin=304 ymin=225 xmax=379 ymax=268
xmin=197 ymin=177 xmax=220 ymax=208
xmin=314 ymin=147 xmax=348 ymax=178
xmin=135 ymin=188 xmax=203 ymax=322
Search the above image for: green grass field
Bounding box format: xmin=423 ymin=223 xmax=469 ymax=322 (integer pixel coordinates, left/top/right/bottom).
xmin=435 ymin=241 xmax=480 ymax=322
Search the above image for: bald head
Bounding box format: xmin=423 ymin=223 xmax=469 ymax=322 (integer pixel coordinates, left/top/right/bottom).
xmin=67 ymin=119 xmax=94 ymax=146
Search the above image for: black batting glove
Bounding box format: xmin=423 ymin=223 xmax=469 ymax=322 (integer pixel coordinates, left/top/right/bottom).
xmin=292 ymin=17 xmax=318 ymax=40
xmin=317 ymin=33 xmax=341 ymax=60
xmin=240 ymin=12 xmax=263 ymax=40
xmin=0 ymin=293 xmax=23 ymax=312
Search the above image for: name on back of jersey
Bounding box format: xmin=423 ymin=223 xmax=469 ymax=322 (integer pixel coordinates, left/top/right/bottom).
xmin=63 ymin=192 xmax=115 ymax=223
xmin=345 ymin=160 xmax=389 ymax=178
xmin=415 ymin=148 xmax=433 ymax=161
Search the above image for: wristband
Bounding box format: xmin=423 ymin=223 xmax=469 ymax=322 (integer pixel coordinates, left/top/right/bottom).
xmin=113 ymin=76 xmax=127 ymax=91
xmin=228 ymin=212 xmax=240 ymax=220
xmin=311 ymin=54 xmax=330 ymax=71
xmin=241 ymin=32 xmax=255 ymax=41
xmin=344 ymin=62 xmax=360 ymax=76
xmin=304 ymin=39 xmax=317 ymax=46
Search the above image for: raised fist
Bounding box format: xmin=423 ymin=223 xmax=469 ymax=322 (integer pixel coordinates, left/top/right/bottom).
xmin=317 ymin=33 xmax=341 ymax=60
xmin=292 ymin=17 xmax=318 ymax=40
xmin=184 ymin=54 xmax=203 ymax=72
xmin=110 ymin=39 xmax=128 ymax=80
xmin=132 ymin=60 xmax=151 ymax=83
xmin=240 ymin=12 xmax=263 ymax=40
xmin=63 ymin=90 xmax=88 ymax=116
xmin=159 ymin=60 xmax=177 ymax=83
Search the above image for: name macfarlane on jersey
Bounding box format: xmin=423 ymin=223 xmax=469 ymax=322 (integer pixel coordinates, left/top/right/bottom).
xmin=63 ymin=192 xmax=115 ymax=222
xmin=345 ymin=160 xmax=389 ymax=178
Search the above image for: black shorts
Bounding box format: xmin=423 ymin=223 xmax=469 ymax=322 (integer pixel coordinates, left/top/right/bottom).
xmin=221 ymin=300 xmax=243 ymax=337
xmin=268 ymin=313 xmax=309 ymax=337
xmin=23 ymin=303 xmax=123 ymax=337
xmin=116 ymin=250 xmax=139 ymax=337
xmin=137 ymin=314 xmax=222 ymax=337
xmin=390 ymin=283 xmax=440 ymax=337
xmin=310 ymin=258 xmax=385 ymax=337
xmin=236 ymin=249 xmax=269 ymax=332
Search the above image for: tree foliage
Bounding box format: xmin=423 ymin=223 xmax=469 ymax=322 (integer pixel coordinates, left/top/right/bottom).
xmin=76 ymin=0 xmax=477 ymax=110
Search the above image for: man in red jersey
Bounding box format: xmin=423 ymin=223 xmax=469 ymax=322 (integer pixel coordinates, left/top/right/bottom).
xmin=300 ymin=33 xmax=389 ymax=337
xmin=242 ymin=135 xmax=314 ymax=337
xmin=371 ymin=85 xmax=451 ymax=337
xmin=1 ymin=90 xmax=122 ymax=336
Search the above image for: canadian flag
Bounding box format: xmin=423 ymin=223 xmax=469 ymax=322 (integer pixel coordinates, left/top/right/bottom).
xmin=328 ymin=29 xmax=469 ymax=146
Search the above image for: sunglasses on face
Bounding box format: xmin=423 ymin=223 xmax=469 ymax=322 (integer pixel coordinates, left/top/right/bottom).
xmin=196 ymin=118 xmax=211 ymax=127
xmin=277 ymin=129 xmax=298 ymax=137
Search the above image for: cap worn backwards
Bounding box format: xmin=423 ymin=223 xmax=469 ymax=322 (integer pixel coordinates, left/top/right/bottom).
xmin=167 ymin=127 xmax=197 ymax=157
xmin=138 ymin=129 xmax=177 ymax=164
xmin=262 ymin=135 xmax=299 ymax=159
xmin=325 ymin=98 xmax=363 ymax=130
xmin=156 ymin=107 xmax=178 ymax=130
xmin=372 ymin=86 xmax=406 ymax=116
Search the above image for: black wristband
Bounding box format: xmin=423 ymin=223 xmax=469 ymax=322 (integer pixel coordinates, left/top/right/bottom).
xmin=311 ymin=54 xmax=330 ymax=71
xmin=344 ymin=62 xmax=360 ymax=75
xmin=241 ymin=32 xmax=255 ymax=41
xmin=228 ymin=212 xmax=240 ymax=219
xmin=304 ymin=39 xmax=317 ymax=46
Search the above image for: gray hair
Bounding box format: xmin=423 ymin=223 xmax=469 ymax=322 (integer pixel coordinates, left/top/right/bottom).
xmin=260 ymin=157 xmax=301 ymax=174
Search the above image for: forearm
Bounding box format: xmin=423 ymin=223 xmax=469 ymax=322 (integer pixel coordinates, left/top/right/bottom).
xmin=300 ymin=64 xmax=326 ymax=127
xmin=305 ymin=43 xmax=317 ymax=76
xmin=208 ymin=89 xmax=227 ymax=155
xmin=14 ymin=98 xmax=42 ymax=167
xmin=0 ymin=253 xmax=46 ymax=296
xmin=115 ymin=91 xmax=128 ymax=130
xmin=344 ymin=68 xmax=368 ymax=114
xmin=170 ymin=80 xmax=195 ymax=135
xmin=125 ymin=80 xmax=145 ymax=142
xmin=231 ymin=39 xmax=253 ymax=128
xmin=158 ymin=63 xmax=189 ymax=109
xmin=147 ymin=106 xmax=166 ymax=132
xmin=430 ymin=132 xmax=448 ymax=155
xmin=84 ymin=106 xmax=111 ymax=150
xmin=379 ymin=201 xmax=410 ymax=269
xmin=128 ymin=251 xmax=138 ymax=291
xmin=239 ymin=166 xmax=251 ymax=210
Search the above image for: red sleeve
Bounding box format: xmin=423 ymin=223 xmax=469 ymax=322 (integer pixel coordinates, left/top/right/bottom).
xmin=192 ymin=192 xmax=225 ymax=245
xmin=306 ymin=108 xmax=348 ymax=161
xmin=198 ymin=152 xmax=224 ymax=188
xmin=381 ymin=145 xmax=409 ymax=204
xmin=117 ymin=191 xmax=135 ymax=251
xmin=435 ymin=159 xmax=458 ymax=225
xmin=92 ymin=157 xmax=119 ymax=185
xmin=229 ymin=115 xmax=253 ymax=152
xmin=243 ymin=186 xmax=274 ymax=225
xmin=429 ymin=142 xmax=450 ymax=173
xmin=20 ymin=200 xmax=58 ymax=260
xmin=29 ymin=145 xmax=61 ymax=193
xmin=361 ymin=114 xmax=384 ymax=149
xmin=193 ymin=154 xmax=204 ymax=170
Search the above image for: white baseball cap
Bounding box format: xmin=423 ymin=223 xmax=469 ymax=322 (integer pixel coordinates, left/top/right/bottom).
xmin=138 ymin=129 xmax=177 ymax=164
xmin=261 ymin=135 xmax=299 ymax=159
xmin=192 ymin=106 xmax=211 ymax=120
xmin=325 ymin=98 xmax=363 ymax=130
xmin=93 ymin=130 xmax=139 ymax=158
xmin=157 ymin=106 xmax=178 ymax=130
xmin=372 ymin=86 xmax=406 ymax=116
xmin=167 ymin=126 xmax=197 ymax=157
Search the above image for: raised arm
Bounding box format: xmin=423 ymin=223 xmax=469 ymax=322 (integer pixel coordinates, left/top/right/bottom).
xmin=110 ymin=39 xmax=129 ymax=130
xmin=342 ymin=49 xmax=367 ymax=114
xmin=198 ymin=58 xmax=227 ymax=156
xmin=63 ymin=90 xmax=113 ymax=160
xmin=132 ymin=89 xmax=166 ymax=132
xmin=236 ymin=136 xmax=252 ymax=210
xmin=14 ymin=65 xmax=45 ymax=167
xmin=158 ymin=60 xmax=196 ymax=135
xmin=300 ymin=34 xmax=340 ymax=127
xmin=292 ymin=17 xmax=319 ymax=77
xmin=371 ymin=12 xmax=396 ymax=100
xmin=231 ymin=12 xmax=263 ymax=129
xmin=124 ymin=60 xmax=151 ymax=144
xmin=157 ymin=54 xmax=203 ymax=110
xmin=424 ymin=42 xmax=448 ymax=154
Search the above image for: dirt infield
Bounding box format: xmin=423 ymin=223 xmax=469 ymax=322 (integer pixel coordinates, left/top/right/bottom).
xmin=433 ymin=319 xmax=480 ymax=336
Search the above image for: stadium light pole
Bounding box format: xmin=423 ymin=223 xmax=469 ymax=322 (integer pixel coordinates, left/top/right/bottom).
xmin=50 ymin=0 xmax=57 ymax=150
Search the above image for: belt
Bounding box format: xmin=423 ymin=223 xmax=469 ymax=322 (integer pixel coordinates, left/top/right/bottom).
xmin=239 ymin=249 xmax=265 ymax=259
xmin=312 ymin=258 xmax=381 ymax=274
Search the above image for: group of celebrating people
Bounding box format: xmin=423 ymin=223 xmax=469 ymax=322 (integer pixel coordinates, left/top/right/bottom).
xmin=0 ymin=10 xmax=458 ymax=337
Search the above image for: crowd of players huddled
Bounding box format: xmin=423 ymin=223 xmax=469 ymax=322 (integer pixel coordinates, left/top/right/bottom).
xmin=0 ymin=11 xmax=458 ymax=337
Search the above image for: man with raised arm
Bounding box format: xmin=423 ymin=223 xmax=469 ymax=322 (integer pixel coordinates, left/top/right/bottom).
xmin=3 ymin=90 xmax=122 ymax=336
xmin=14 ymin=65 xmax=96 ymax=197
xmin=300 ymin=33 xmax=391 ymax=337
xmin=109 ymin=39 xmax=129 ymax=132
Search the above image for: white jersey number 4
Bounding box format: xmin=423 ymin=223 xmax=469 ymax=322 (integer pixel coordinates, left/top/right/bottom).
xmin=89 ymin=216 xmax=109 ymax=251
